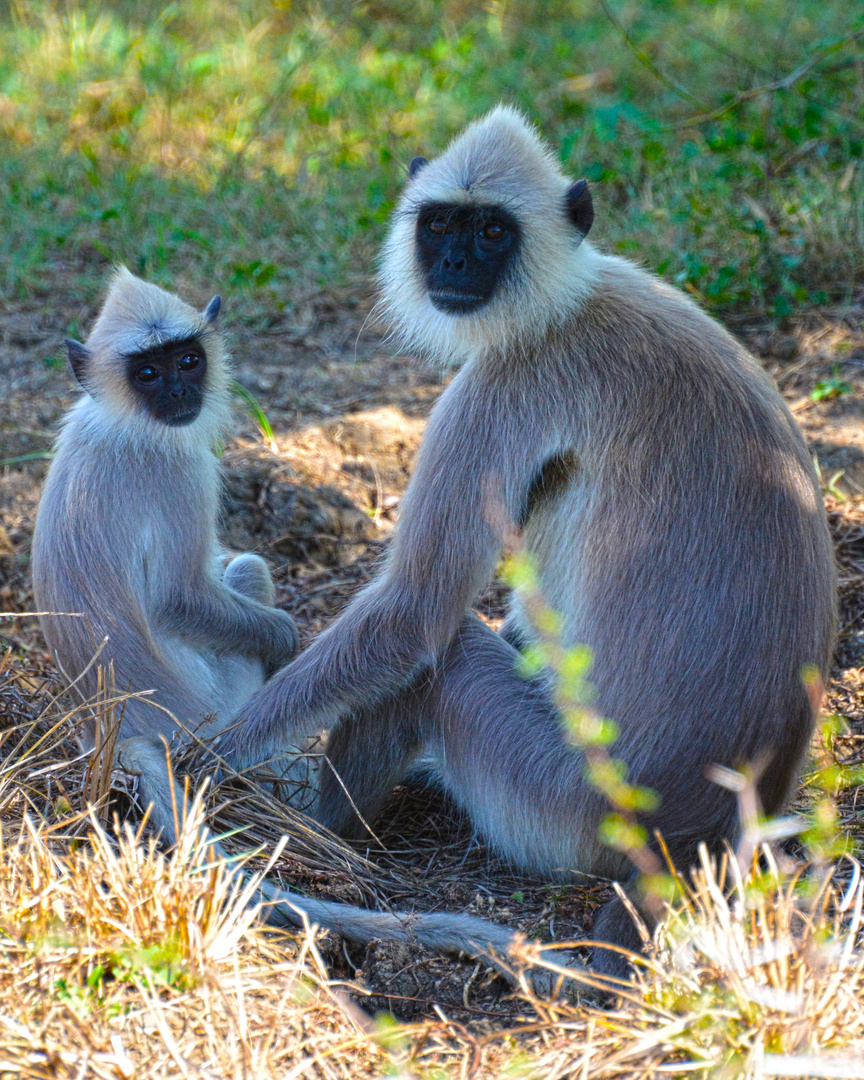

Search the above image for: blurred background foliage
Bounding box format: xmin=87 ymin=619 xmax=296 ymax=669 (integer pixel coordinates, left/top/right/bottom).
xmin=0 ymin=0 xmax=861 ymax=319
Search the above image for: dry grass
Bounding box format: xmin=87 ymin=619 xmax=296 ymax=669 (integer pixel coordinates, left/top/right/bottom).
xmin=0 ymin=812 xmax=390 ymax=1078
xmin=3 ymin=643 xmax=864 ymax=1077
xmin=517 ymin=850 xmax=864 ymax=1079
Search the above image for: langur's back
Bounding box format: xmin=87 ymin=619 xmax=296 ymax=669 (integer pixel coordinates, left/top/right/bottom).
xmin=523 ymin=256 xmax=835 ymax=820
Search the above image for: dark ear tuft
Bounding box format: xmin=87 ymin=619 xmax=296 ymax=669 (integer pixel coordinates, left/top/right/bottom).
xmin=409 ymin=156 xmax=429 ymax=179
xmin=204 ymin=295 xmax=222 ymax=323
xmin=565 ymin=179 xmax=594 ymax=237
xmin=64 ymin=339 xmax=91 ymax=387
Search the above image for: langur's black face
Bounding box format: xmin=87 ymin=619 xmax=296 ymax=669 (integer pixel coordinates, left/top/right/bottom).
xmin=415 ymin=203 xmax=521 ymax=314
xmin=125 ymin=336 xmax=208 ymax=426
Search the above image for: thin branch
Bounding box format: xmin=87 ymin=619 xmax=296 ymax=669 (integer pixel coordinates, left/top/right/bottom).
xmin=689 ymin=27 xmax=864 ymax=128
xmin=675 ymin=26 xmax=864 ymax=130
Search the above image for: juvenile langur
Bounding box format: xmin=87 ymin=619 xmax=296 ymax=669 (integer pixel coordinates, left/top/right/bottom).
xmin=32 ymin=268 xmax=530 ymax=980
xmin=212 ymin=107 xmax=835 ymax=977
xmin=32 ymin=268 xmax=300 ymax=839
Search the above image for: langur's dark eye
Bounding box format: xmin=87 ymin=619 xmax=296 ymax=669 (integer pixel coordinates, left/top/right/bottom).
xmin=136 ymin=366 xmax=160 ymax=383
xmin=481 ymin=222 xmax=505 ymax=241
xmin=427 ymin=218 xmax=448 ymax=235
xmin=178 ymin=353 xmax=200 ymax=371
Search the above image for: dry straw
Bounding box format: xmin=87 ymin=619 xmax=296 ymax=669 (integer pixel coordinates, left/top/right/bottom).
xmin=3 ymin=648 xmax=864 ymax=1076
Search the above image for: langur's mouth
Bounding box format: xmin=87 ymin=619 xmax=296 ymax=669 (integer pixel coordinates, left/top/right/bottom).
xmin=164 ymin=409 xmax=201 ymax=426
xmin=429 ymin=289 xmax=489 ymax=314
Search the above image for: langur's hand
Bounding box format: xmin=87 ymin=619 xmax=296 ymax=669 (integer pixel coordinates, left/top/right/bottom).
xmin=205 ymin=666 xmax=305 ymax=775
xmin=262 ymin=609 xmax=300 ymax=671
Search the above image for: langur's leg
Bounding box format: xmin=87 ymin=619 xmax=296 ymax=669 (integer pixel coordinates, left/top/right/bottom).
xmin=319 ymin=616 xmax=612 ymax=870
xmin=224 ymin=552 xmax=275 ymax=606
xmin=316 ymin=694 xmax=428 ymax=840
xmin=430 ymin=623 xmax=642 ymax=977
xmin=421 ymin=616 xmax=615 ymax=878
xmin=214 ymin=552 xmax=271 ymax=705
xmin=222 ymin=552 xmax=285 ymax=683
xmin=115 ymin=734 xmax=191 ymax=845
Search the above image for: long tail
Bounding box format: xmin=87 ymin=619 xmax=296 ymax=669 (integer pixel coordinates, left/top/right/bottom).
xmin=257 ymin=875 xmax=520 ymax=959
xmin=116 ymin=736 xmax=568 ymax=985
xmin=254 ymin=877 xmax=576 ymax=993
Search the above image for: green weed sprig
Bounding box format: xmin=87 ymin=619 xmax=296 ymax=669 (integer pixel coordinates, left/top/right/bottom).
xmin=504 ymin=551 xmax=675 ymax=920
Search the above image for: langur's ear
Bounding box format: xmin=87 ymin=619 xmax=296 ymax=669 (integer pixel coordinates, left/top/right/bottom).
xmin=409 ymin=156 xmax=429 ymax=179
xmin=64 ymin=339 xmax=91 ymax=388
xmin=204 ymin=295 xmax=222 ymax=323
xmin=565 ymin=179 xmax=594 ymax=238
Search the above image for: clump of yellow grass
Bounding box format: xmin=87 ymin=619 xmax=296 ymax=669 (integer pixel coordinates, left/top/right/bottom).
xmin=515 ymin=844 xmax=864 ymax=1079
xmin=3 ymin=652 xmax=864 ymax=1077
xmin=3 ymin=813 xmax=864 ymax=1078
xmin=0 ymin=804 xmax=395 ymax=1078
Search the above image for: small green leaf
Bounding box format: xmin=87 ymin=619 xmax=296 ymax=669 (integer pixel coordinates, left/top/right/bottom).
xmin=254 ymin=263 xmax=276 ymax=287
xmin=516 ymin=645 xmax=546 ymax=679
xmin=811 ymin=378 xmax=851 ymax=402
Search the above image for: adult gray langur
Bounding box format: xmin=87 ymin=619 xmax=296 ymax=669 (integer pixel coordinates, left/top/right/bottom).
xmin=31 ymin=268 xmax=301 ymax=839
xmin=213 ymin=106 xmax=836 ymax=975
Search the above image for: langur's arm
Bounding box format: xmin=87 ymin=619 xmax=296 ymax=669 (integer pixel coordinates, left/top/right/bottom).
xmin=218 ymin=371 xmax=563 ymax=769
xmin=157 ymin=576 xmax=298 ymax=665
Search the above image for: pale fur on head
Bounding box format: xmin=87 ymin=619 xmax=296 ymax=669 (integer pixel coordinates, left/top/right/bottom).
xmin=379 ymin=105 xmax=601 ymax=366
xmin=72 ymin=266 xmax=232 ymax=453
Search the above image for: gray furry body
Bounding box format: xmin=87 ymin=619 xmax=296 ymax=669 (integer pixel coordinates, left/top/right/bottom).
xmin=213 ymin=108 xmax=835 ymax=974
xmin=35 ymin=412 xmax=274 ymax=735
xmin=32 ymin=269 xmax=299 ymax=837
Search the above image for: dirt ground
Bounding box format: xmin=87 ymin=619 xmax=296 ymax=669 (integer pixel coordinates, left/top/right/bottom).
xmin=2 ymin=283 xmax=864 ymax=1024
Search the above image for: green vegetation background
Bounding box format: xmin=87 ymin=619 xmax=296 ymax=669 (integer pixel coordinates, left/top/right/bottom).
xmin=0 ymin=0 xmax=861 ymax=324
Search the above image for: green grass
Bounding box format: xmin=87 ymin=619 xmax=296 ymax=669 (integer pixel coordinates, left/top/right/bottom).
xmin=1 ymin=0 xmax=862 ymax=320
